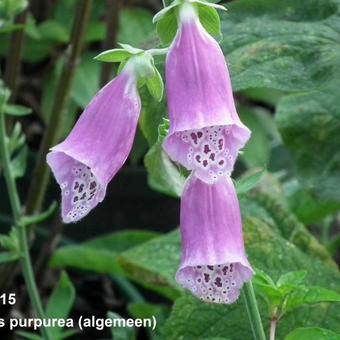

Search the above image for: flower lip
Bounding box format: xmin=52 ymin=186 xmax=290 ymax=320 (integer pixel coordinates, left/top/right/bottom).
xmin=176 ymin=262 xmax=253 ymax=304
xmin=163 ymin=122 xmax=250 ymax=184
xmin=47 ymin=70 xmax=141 ymax=223
xmin=47 ymin=151 xmax=106 ymax=223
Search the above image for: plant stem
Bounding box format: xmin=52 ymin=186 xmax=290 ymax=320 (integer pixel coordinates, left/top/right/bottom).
xmin=0 ymin=93 xmax=52 ymax=340
xmin=100 ymin=0 xmax=122 ymax=87
xmin=4 ymin=10 xmax=27 ymax=103
xmin=243 ymin=281 xmax=266 ymax=340
xmin=25 ymin=0 xmax=93 ymax=216
xmin=269 ymin=316 xmax=277 ymax=340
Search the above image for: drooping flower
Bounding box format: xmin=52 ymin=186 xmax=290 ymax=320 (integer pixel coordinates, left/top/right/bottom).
xmin=163 ymin=2 xmax=250 ymax=184
xmin=47 ymin=67 xmax=141 ymax=223
xmin=176 ymin=174 xmax=253 ymax=304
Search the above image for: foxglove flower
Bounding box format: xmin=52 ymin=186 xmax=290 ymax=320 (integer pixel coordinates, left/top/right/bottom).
xmin=47 ymin=68 xmax=141 ymax=223
xmin=176 ymin=175 xmax=253 ymax=303
xmin=163 ymin=3 xmax=250 ymax=184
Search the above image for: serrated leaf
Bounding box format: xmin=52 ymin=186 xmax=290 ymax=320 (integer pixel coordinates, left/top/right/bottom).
xmin=285 ymin=327 xmax=340 ymax=340
xmin=4 ymin=104 xmax=32 ymax=116
xmin=220 ymin=0 xmax=340 ymax=92
xmin=277 ymin=270 xmax=307 ymax=287
xmin=283 ymin=286 xmax=340 ymax=315
xmin=146 ymin=67 xmax=164 ymax=102
xmin=46 ymin=272 xmax=75 ymax=338
xmin=276 ymin=83 xmax=340 ymax=203
xmin=94 ymin=49 xmax=132 ymax=63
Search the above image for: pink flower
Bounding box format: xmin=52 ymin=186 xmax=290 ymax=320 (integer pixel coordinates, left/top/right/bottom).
xmin=176 ymin=174 xmax=253 ymax=303
xmin=47 ymin=69 xmax=141 ymax=223
xmin=163 ymin=3 xmax=250 ymax=184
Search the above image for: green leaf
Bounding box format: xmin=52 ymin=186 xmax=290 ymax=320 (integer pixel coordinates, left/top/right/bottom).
xmin=285 ymin=327 xmax=340 ymax=340
xmin=46 ymin=272 xmax=75 ymax=338
xmin=235 ymin=169 xmax=264 ymax=195
xmin=10 ymin=145 xmax=27 ymax=178
xmin=38 ymin=20 xmax=70 ymax=43
xmin=144 ymin=141 xmax=186 ymax=197
xmin=238 ymin=106 xmax=279 ymax=168
xmin=283 ymin=286 xmax=340 ymax=315
xmin=94 ymin=49 xmax=132 ymax=63
xmin=220 ymin=0 xmax=340 ymax=92
xmin=284 ymin=179 xmax=340 ymax=224
xmin=118 ymin=8 xmax=155 ymax=48
xmin=21 ymin=201 xmax=58 ymax=226
xmin=107 ymin=311 xmax=135 ymax=340
xmin=120 ymin=216 xmax=340 ymax=338
xmin=146 ymin=66 xmax=164 ymax=102
xmin=197 ymin=5 xmax=221 ymax=38
xmin=0 ymin=252 xmax=20 ymax=264
xmin=51 ymin=230 xmax=159 ymax=276
xmin=4 ymin=104 xmax=32 ymax=116
xmin=276 ymin=83 xmax=340 ymax=203
xmin=277 ymin=270 xmax=307 ymax=287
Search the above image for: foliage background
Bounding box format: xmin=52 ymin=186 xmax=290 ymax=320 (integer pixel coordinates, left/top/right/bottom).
xmin=0 ymin=0 xmax=339 ymax=339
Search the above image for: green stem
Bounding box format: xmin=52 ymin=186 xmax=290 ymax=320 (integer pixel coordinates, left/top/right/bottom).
xmin=0 ymin=93 xmax=52 ymax=340
xmin=18 ymin=223 xmax=52 ymax=340
xmin=243 ymin=281 xmax=266 ymax=340
xmin=25 ymin=0 xmax=93 ymax=216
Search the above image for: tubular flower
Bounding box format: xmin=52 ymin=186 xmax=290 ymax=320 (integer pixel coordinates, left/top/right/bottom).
xmin=163 ymin=3 xmax=250 ymax=184
xmin=47 ymin=68 xmax=141 ymax=223
xmin=176 ymin=175 xmax=253 ymax=304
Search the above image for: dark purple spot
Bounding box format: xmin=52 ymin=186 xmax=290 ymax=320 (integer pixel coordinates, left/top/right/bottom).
xmin=73 ymin=196 xmax=79 ymax=203
xmin=90 ymin=181 xmax=97 ymax=190
xmin=219 ymin=160 xmax=224 ymax=166
xmin=203 ymin=160 xmax=208 ymax=167
xmin=80 ymin=193 xmax=86 ymax=200
xmin=214 ymin=277 xmax=222 ymax=287
xmin=190 ymin=132 xmax=198 ymax=144
xmin=78 ymin=184 xmax=84 ymax=193
xmin=218 ymin=139 xmax=224 ymax=150
xmin=204 ymin=273 xmax=210 ymax=283
xmin=197 ymin=265 xmax=202 ymax=269
xmin=209 ymin=153 xmax=215 ymax=161
xmin=207 ymin=265 xmax=214 ymax=271
xmin=195 ymin=155 xmax=201 ymax=163
xmin=197 ymin=131 xmax=203 ymax=138
xmin=203 ymin=144 xmax=211 ymax=154
xmin=73 ymin=181 xmax=79 ymax=190
xmin=222 ymin=266 xmax=229 ymax=275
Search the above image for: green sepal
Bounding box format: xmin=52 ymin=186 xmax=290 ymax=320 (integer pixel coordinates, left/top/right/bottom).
xmin=4 ymin=104 xmax=32 ymax=116
xmin=146 ymin=66 xmax=164 ymax=102
xmin=94 ymin=43 xmax=143 ymax=64
xmin=155 ymin=0 xmax=224 ymax=46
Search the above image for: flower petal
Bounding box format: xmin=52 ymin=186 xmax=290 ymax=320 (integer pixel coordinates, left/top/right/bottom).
xmin=163 ymin=7 xmax=250 ymax=183
xmin=47 ymin=71 xmax=141 ymax=223
xmin=176 ymin=175 xmax=253 ymax=303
